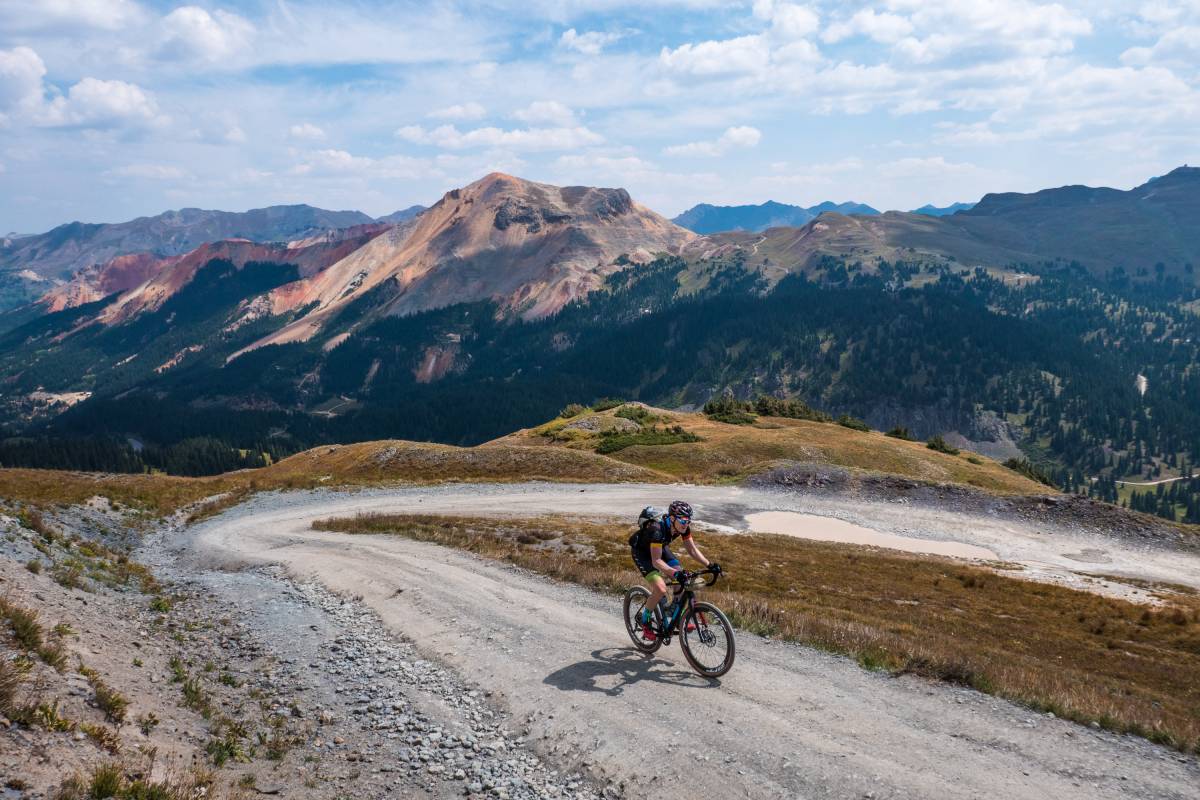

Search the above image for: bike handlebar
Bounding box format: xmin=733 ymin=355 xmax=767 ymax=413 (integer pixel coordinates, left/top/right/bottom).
xmin=673 ymin=564 xmax=723 ymax=589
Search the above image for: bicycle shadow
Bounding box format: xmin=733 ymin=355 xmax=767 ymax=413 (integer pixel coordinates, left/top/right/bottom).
xmin=543 ymin=647 xmax=720 ymax=696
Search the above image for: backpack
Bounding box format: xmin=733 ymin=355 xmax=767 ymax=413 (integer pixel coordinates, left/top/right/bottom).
xmin=628 ymin=506 xmax=660 ymax=547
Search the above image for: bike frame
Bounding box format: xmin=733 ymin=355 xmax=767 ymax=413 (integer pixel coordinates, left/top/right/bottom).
xmin=658 ymin=566 xmax=720 ymax=644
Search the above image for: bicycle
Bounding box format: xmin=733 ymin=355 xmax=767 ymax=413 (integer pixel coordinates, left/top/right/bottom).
xmin=621 ymin=565 xmax=736 ymax=678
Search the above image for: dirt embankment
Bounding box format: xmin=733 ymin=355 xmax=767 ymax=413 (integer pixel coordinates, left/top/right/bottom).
xmin=0 ymin=504 xmax=612 ymax=800
xmin=749 ymin=462 xmax=1196 ymax=548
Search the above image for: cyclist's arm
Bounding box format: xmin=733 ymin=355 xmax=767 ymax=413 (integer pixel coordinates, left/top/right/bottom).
xmin=650 ymin=544 xmax=685 ymax=577
xmin=682 ymin=536 xmax=710 ymax=567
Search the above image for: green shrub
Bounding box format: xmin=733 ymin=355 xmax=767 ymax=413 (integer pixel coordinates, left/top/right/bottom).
xmin=1003 ymin=458 xmax=1057 ymax=487
xmin=927 ymin=435 xmax=960 ymax=455
xmin=836 ymin=414 xmax=870 ymax=432
xmin=614 ymin=404 xmax=655 ymax=424
xmin=885 ymin=426 xmax=913 ymax=440
xmin=591 ymin=397 xmax=625 ymax=412
xmin=754 ymin=395 xmax=831 ymax=422
xmin=703 ymin=396 xmax=756 ymax=425
xmin=25 ymin=559 xmax=42 ymax=575
xmin=558 ymin=403 xmax=587 ymax=418
xmin=594 ymin=426 xmax=700 ymax=454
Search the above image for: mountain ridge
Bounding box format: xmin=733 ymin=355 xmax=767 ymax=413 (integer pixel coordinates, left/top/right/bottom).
xmin=672 ymin=199 xmax=880 ymax=234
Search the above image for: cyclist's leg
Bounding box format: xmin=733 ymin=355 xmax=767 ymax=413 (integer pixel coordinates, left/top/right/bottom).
xmin=632 ymin=546 xmax=665 ymax=626
xmin=652 ymin=548 xmax=680 ymax=620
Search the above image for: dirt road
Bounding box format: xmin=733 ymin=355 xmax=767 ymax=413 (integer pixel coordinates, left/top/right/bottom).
xmin=176 ymin=484 xmax=1200 ymax=799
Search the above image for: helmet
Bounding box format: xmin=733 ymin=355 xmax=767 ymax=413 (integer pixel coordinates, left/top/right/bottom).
xmin=638 ymin=506 xmax=660 ymax=526
xmin=668 ymin=500 xmax=692 ymax=519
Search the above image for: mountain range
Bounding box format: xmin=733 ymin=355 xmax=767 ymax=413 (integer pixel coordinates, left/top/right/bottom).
xmin=0 ymin=167 xmax=1198 ymax=499
xmin=672 ymin=200 xmax=881 ymax=233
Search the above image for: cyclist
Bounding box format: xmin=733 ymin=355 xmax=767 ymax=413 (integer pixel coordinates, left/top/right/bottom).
xmin=629 ymin=500 xmax=718 ymax=642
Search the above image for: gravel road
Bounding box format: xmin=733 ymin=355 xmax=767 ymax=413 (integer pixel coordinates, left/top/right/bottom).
xmin=171 ymin=483 xmax=1200 ymax=799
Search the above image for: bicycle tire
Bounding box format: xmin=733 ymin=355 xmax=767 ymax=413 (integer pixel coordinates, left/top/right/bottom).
xmin=622 ymin=586 xmax=662 ymax=654
xmin=679 ymin=601 xmax=736 ymax=677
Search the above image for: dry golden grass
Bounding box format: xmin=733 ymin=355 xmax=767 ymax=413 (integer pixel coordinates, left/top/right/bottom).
xmin=315 ymin=513 xmax=1200 ymax=754
xmin=0 ymin=440 xmax=665 ymax=517
xmin=494 ymin=405 xmax=1050 ymax=494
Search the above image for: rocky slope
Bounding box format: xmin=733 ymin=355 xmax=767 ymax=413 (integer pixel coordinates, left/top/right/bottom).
xmin=233 ymin=173 xmax=695 ymax=354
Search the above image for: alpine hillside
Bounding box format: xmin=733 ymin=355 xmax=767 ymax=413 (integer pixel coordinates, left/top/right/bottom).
xmin=1 ymin=169 xmax=1199 ymax=521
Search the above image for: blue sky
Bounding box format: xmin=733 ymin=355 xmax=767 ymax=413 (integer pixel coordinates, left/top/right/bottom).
xmin=0 ymin=0 xmax=1197 ymax=232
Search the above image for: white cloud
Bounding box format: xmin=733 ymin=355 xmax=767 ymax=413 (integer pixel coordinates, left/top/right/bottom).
xmin=763 ymin=3 xmax=820 ymax=39
xmin=823 ymin=9 xmax=913 ymax=44
xmin=159 ymin=6 xmax=254 ymax=63
xmin=289 ymin=122 xmax=326 ymax=141
xmin=290 ymin=148 xmax=442 ymax=181
xmin=109 ymin=163 xmax=187 ymax=179
xmin=0 ymin=0 xmax=146 ymax=31
xmin=0 ymin=48 xmax=166 ymax=131
xmin=664 ymin=125 xmax=761 ymax=157
xmin=42 ymin=77 xmax=164 ymax=128
xmin=560 ymin=28 xmax=623 ymax=56
xmin=0 ymin=47 xmax=48 ymax=122
xmin=428 ymin=102 xmax=486 ymax=121
xmin=659 ymin=35 xmax=770 ymax=77
xmin=1121 ymin=26 xmax=1200 ymax=69
xmin=290 ymin=149 xmax=373 ymax=175
xmin=396 ymin=123 xmax=603 ymax=151
xmin=889 ymin=0 xmax=1092 ymax=63
xmin=512 ymin=100 xmax=577 ymax=126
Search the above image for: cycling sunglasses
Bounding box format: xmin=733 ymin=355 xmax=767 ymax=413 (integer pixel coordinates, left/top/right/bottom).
xmin=672 ymin=515 xmax=691 ymax=525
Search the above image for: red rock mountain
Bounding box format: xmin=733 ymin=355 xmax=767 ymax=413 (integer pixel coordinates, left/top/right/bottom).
xmin=230 ymin=173 xmax=694 ymax=355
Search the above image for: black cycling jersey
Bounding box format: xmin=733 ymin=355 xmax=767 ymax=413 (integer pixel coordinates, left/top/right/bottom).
xmin=629 ymin=515 xmax=691 ymax=552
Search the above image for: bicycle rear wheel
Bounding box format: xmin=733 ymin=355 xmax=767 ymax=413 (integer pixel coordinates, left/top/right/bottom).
xmin=622 ymin=586 xmax=662 ymax=654
xmin=680 ymin=601 xmax=735 ymax=677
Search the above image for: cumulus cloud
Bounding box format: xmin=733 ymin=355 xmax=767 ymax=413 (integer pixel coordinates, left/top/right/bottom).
xmin=43 ymin=77 xmax=164 ymax=128
xmin=0 ymin=46 xmax=48 ymax=122
xmin=396 ymin=123 xmax=603 ymax=151
xmin=664 ymin=125 xmax=761 ymax=157
xmin=0 ymin=48 xmax=165 ymax=130
xmin=428 ymin=102 xmax=486 ymax=120
xmin=512 ymin=100 xmax=577 ymax=126
xmin=560 ymin=28 xmax=624 ymax=55
xmin=823 ymin=9 xmax=913 ymax=44
xmin=889 ymin=0 xmax=1092 ymax=63
xmin=1121 ymin=26 xmax=1200 ymax=69
xmin=159 ymin=6 xmax=254 ymax=63
xmin=289 ymin=122 xmax=326 ymax=141
xmin=659 ymin=35 xmax=771 ymax=77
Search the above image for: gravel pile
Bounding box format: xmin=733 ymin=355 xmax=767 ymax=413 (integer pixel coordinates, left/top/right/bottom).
xmin=256 ymin=572 xmax=618 ymax=800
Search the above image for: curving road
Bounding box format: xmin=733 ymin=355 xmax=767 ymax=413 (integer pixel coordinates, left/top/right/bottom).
xmin=178 ymin=483 xmax=1200 ymax=799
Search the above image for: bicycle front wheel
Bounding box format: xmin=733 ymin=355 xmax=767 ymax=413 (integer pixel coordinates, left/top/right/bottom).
xmin=680 ymin=601 xmax=735 ymax=677
xmin=622 ymin=586 xmax=662 ymax=654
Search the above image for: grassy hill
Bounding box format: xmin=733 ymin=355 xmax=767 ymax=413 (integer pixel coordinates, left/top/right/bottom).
xmin=490 ymin=403 xmax=1049 ymax=494
xmin=0 ymin=406 xmax=1048 ymax=517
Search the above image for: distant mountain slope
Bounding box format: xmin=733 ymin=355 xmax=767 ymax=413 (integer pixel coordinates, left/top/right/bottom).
xmin=0 ymin=204 xmax=380 ymax=313
xmin=0 ymin=204 xmax=377 ymax=281
xmin=948 ymin=166 xmax=1200 ymax=273
xmin=911 ymin=202 xmax=974 ymax=217
xmin=700 ymin=167 xmax=1200 ymax=278
xmin=376 ymin=206 xmax=427 ymax=224
xmin=672 ymin=200 xmax=879 ymax=233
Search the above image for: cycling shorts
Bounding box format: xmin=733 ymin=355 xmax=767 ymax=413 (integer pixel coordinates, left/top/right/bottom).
xmin=631 ymin=544 xmax=679 ymax=581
